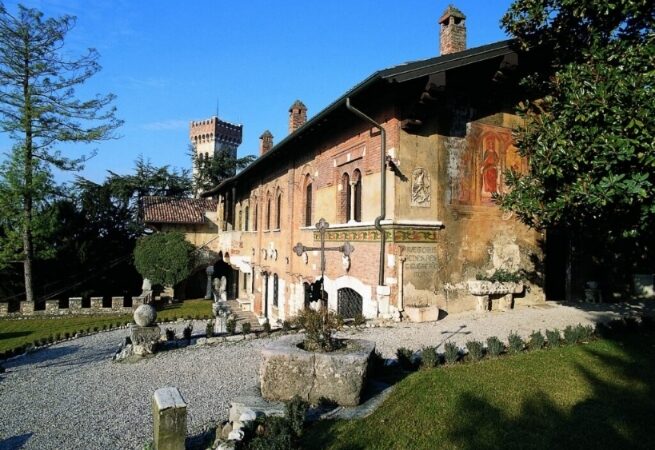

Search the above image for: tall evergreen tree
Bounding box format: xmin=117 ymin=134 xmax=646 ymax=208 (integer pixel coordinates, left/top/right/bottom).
xmin=0 ymin=4 xmax=122 ymax=302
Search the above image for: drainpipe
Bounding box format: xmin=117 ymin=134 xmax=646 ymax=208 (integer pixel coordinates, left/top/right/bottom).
xmin=345 ymin=98 xmax=386 ymax=286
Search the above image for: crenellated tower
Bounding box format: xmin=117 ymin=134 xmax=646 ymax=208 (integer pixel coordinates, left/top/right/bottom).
xmin=189 ymin=116 xmax=243 ymax=180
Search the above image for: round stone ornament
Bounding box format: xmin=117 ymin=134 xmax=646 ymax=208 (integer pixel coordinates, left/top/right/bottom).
xmin=133 ymin=304 xmax=157 ymax=327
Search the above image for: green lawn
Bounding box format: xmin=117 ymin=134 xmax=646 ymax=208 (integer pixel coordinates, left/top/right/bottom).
xmin=0 ymin=298 xmax=212 ymax=353
xmin=302 ymin=329 xmax=655 ymax=450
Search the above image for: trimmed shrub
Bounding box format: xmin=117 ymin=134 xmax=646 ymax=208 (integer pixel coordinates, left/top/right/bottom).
xmin=241 ymin=322 xmax=252 ymax=334
xmin=165 ymin=328 xmax=176 ymax=341
xmin=286 ymin=395 xmax=309 ymax=437
xmin=507 ymin=332 xmax=525 ymax=354
xmin=420 ymin=346 xmax=439 ymax=369
xmin=55 ymin=333 xmax=61 ymax=341
xmin=262 ymin=320 xmax=271 ymax=333
xmin=529 ymin=330 xmax=546 ymax=350
xmin=577 ymin=323 xmax=595 ymax=341
xmin=282 ymin=320 xmax=292 ymax=332
xmin=563 ymin=325 xmax=580 ymax=344
xmin=226 ymin=318 xmax=237 ymax=335
xmin=486 ymin=336 xmax=504 ymax=357
xmin=182 ymin=323 xmax=193 ymax=341
xmin=466 ymin=340 xmax=484 ymax=361
xmin=205 ymin=321 xmax=214 ymax=338
xmin=396 ymin=347 xmax=415 ymax=371
xmin=546 ymin=329 xmax=561 ymax=347
xmin=444 ymin=342 xmax=460 ymax=364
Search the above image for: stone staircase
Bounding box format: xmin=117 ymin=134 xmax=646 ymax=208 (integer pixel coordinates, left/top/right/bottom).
xmin=226 ymin=299 xmax=261 ymax=330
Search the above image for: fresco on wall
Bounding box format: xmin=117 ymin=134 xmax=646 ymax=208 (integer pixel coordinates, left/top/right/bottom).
xmin=453 ymin=123 xmax=526 ymax=206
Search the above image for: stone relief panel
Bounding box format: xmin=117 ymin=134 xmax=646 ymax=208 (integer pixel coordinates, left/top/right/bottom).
xmin=410 ymin=168 xmax=431 ymax=207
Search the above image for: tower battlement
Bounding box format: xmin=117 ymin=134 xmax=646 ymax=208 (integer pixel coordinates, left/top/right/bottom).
xmin=189 ymin=116 xmax=243 ymax=146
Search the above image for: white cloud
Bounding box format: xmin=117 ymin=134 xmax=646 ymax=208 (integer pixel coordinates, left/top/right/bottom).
xmin=141 ymin=119 xmax=188 ymax=131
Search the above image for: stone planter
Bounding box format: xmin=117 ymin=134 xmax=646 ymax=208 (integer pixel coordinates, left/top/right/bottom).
xmin=404 ymin=305 xmax=440 ymax=323
xmin=466 ymin=280 xmax=524 ymax=312
xmin=260 ymin=334 xmax=375 ymax=407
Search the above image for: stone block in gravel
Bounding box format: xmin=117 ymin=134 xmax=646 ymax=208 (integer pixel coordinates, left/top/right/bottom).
xmin=226 ymin=335 xmax=244 ymax=342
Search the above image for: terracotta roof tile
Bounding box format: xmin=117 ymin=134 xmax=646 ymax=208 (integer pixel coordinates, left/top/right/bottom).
xmin=142 ymin=196 xmax=217 ymax=224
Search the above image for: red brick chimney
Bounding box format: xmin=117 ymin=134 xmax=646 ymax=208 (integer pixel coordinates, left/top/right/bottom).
xmin=259 ymin=130 xmax=273 ymax=155
xmin=439 ymin=5 xmax=466 ymax=55
xmin=288 ymin=100 xmax=307 ymax=134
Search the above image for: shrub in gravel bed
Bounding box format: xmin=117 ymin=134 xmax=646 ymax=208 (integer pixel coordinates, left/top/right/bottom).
xmin=241 ymin=322 xmax=252 ymax=334
xmin=486 ymin=336 xmax=504 ymax=357
xmin=205 ymin=321 xmax=214 ymax=337
xmin=282 ymin=320 xmax=292 ymax=332
xmin=262 ymin=320 xmax=271 ymax=333
xmin=529 ymin=331 xmax=546 ymax=350
xmin=577 ymin=324 xmax=595 ymax=341
xmin=183 ymin=323 xmax=193 ymax=341
xmin=563 ymin=325 xmax=580 ymax=345
xmin=466 ymin=340 xmax=484 ymax=361
xmin=420 ymin=346 xmax=439 ymax=369
xmin=353 ymin=314 xmax=366 ymax=327
xmin=507 ymin=332 xmax=524 ymax=354
xmin=165 ymin=328 xmax=176 ymax=341
xmin=546 ymin=329 xmax=561 ymax=347
xmin=227 ymin=318 xmax=237 ymax=335
xmin=396 ymin=347 xmax=415 ymax=371
xmin=444 ymin=342 xmax=460 ymax=364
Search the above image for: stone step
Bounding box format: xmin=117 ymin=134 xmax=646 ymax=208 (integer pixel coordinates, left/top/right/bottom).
xmin=226 ymin=300 xmax=261 ymax=329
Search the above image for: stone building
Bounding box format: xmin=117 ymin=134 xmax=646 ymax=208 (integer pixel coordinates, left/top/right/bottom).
xmin=199 ymin=6 xmax=546 ymax=323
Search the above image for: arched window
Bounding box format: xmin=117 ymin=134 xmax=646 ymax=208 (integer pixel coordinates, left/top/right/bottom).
xmin=266 ymin=195 xmax=271 ymax=230
xmin=273 ymin=273 xmax=279 ymax=307
xmin=244 ymin=205 xmax=249 ymax=231
xmin=342 ymin=172 xmax=351 ymax=222
xmin=276 ymin=191 xmax=282 ymax=229
xmin=353 ymin=169 xmax=362 ymax=222
xmin=304 ymin=175 xmax=312 ymax=227
xmin=237 ymin=207 xmax=242 ymax=231
xmin=253 ymin=199 xmax=258 ymax=231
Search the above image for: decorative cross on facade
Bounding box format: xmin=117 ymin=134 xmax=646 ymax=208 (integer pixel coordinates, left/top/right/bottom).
xmin=293 ymin=218 xmax=354 ymax=279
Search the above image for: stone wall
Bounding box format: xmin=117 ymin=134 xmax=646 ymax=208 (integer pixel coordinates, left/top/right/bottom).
xmin=1 ymin=295 xmax=147 ymax=318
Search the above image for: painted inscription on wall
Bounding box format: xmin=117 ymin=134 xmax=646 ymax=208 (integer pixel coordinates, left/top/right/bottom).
xmin=404 ymin=246 xmax=438 ymax=271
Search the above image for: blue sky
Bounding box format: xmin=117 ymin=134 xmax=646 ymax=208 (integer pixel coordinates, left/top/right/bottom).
xmin=0 ymin=0 xmax=514 ymax=183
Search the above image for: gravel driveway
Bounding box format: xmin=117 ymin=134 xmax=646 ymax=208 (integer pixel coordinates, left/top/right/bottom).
xmin=0 ymin=302 xmax=649 ymax=450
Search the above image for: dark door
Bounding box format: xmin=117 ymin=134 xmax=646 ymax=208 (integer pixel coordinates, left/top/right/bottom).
xmin=337 ymin=288 xmax=363 ymax=319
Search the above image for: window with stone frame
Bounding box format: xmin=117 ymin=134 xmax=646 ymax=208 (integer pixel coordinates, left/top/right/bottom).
xmin=273 ymin=273 xmax=278 ymax=307
xmin=353 ymin=169 xmax=362 ymax=222
xmin=253 ymin=198 xmax=258 ymax=231
xmin=244 ymin=205 xmax=249 ymax=231
xmin=237 ymin=206 xmax=242 ymax=231
xmin=266 ymin=194 xmax=271 ymax=231
xmin=304 ymin=174 xmax=313 ymax=227
xmin=341 ymin=172 xmax=351 ymax=222
xmin=275 ymin=190 xmax=282 ymax=230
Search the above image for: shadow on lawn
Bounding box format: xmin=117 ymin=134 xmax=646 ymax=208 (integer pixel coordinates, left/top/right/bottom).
xmin=303 ymin=322 xmax=655 ymax=450
xmin=445 ymin=326 xmax=655 ymax=450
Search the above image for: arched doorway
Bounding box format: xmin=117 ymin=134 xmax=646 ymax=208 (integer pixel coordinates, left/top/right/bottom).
xmin=337 ymin=287 xmax=363 ymax=319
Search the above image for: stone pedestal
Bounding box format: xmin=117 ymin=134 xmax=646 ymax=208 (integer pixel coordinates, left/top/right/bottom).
xmin=0 ymin=303 xmax=8 ymax=317
xmin=112 ymin=296 xmax=124 ymax=310
xmin=90 ymin=297 xmax=103 ymax=311
xmin=69 ymin=297 xmax=82 ymax=313
xmin=131 ymin=325 xmax=161 ymax=356
xmin=214 ymin=316 xmax=227 ymax=334
xmin=20 ymin=301 xmax=34 ymax=315
xmin=45 ymin=299 xmax=60 ymax=314
xmin=152 ymin=387 xmax=187 ymax=450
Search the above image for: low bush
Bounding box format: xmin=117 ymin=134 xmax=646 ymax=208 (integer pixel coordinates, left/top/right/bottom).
xmin=507 ymin=332 xmax=524 ymax=354
xmin=33 ymin=340 xmax=40 ymax=347
xmin=295 ymin=308 xmax=343 ymax=352
xmin=241 ymin=322 xmax=252 ymax=334
xmin=486 ymin=336 xmax=504 ymax=357
xmin=246 ymin=395 xmax=309 ymax=450
xmin=165 ymin=328 xmax=176 ymax=341
xmin=528 ymin=330 xmax=546 ymax=350
xmin=546 ymin=329 xmax=561 ymax=347
xmin=444 ymin=342 xmax=460 ymax=364
xmin=282 ymin=320 xmax=292 ymax=332
xmin=563 ymin=325 xmax=580 ymax=345
xmin=55 ymin=333 xmax=61 ymax=341
xmin=466 ymin=340 xmax=484 ymax=361
xmin=420 ymin=346 xmax=439 ymax=370
xmin=64 ymin=332 xmax=70 ymax=339
xmin=352 ymin=314 xmax=366 ymax=326
xmin=577 ymin=323 xmax=595 ymax=341
xmin=182 ymin=323 xmax=193 ymax=341
xmin=396 ymin=347 xmax=415 ymax=371
xmin=262 ymin=320 xmax=272 ymax=333
xmin=205 ymin=321 xmax=214 ymax=338
xmin=226 ymin=318 xmax=237 ymax=335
